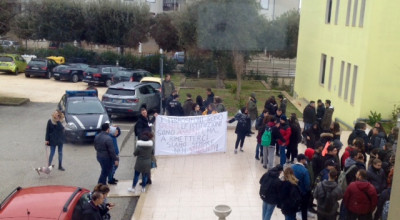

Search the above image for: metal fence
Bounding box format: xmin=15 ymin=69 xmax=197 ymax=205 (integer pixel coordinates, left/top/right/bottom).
xmin=245 ymin=56 xmax=296 ymax=78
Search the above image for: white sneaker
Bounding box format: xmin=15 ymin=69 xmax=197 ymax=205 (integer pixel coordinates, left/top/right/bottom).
xmin=127 ymin=187 xmax=135 ymax=193
xmin=296 ymin=212 xmax=301 ymax=220
xmin=234 ymin=149 xmax=238 ymax=154
xmin=141 ymin=187 xmax=146 ymax=193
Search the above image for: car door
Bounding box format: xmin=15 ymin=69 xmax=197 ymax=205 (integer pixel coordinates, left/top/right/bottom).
xmin=15 ymin=55 xmax=27 ymax=70
xmin=138 ymin=85 xmax=150 ymax=108
xmin=144 ymin=85 xmax=159 ymax=110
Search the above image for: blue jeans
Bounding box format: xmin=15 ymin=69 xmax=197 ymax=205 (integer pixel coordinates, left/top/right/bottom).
xmin=97 ymin=156 xmax=113 ymax=185
xmin=108 ymin=164 xmax=119 ymax=181
xmin=285 ymin=214 xmax=296 ymax=220
xmin=133 ymin=170 xmax=148 ymax=188
xmin=256 ymin=143 xmax=263 ymax=158
xmin=279 ymin=146 xmax=287 ymax=165
xmin=304 ymin=123 xmax=312 ymax=131
xmin=48 ymin=144 xmax=63 ymax=166
xmin=262 ymin=202 xmax=276 ymax=220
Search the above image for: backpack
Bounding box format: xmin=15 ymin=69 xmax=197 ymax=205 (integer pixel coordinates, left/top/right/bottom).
xmin=261 ymin=127 xmax=272 ymax=147
xmin=289 ymin=185 xmax=302 ymax=212
xmin=255 ymin=115 xmax=264 ymax=130
xmin=338 ymin=165 xmax=357 ymax=191
xmin=317 ymin=183 xmax=337 ymax=214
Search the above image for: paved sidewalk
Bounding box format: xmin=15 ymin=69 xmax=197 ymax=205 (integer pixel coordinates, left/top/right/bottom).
xmin=109 ymin=126 xmax=351 ymax=220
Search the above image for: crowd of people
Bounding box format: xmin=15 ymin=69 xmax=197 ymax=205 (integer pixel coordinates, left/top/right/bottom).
xmin=257 ymin=98 xmax=398 ymax=220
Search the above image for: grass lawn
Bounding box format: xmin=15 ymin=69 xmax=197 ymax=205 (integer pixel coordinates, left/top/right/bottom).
xmin=179 ymin=78 xmax=302 ymax=117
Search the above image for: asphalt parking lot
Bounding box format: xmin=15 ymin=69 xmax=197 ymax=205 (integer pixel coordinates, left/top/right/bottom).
xmin=0 ymin=72 xmax=139 ymax=219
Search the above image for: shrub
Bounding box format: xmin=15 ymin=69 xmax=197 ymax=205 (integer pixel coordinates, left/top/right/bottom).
xmin=367 ymin=111 xmax=382 ymax=126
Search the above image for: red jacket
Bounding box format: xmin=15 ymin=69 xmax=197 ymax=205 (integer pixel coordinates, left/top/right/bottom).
xmin=278 ymin=124 xmax=291 ymax=146
xmin=344 ymin=180 xmax=378 ymax=215
xmin=341 ymin=146 xmax=354 ymax=168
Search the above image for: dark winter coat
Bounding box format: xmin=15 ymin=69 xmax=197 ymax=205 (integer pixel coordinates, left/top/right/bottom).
xmin=134 ymin=139 xmax=154 ymax=174
xmin=347 ymin=129 xmax=369 ymax=146
xmin=303 ymin=125 xmax=321 ymax=149
xmin=313 ymin=180 xmax=343 ymax=216
xmin=280 ymin=98 xmax=287 ymax=115
xmin=344 ymin=158 xmax=366 ymax=185
xmin=204 ymin=92 xmax=215 ymax=108
xmin=259 ymin=167 xmax=282 ymax=204
xmin=323 ymin=153 xmax=341 ymax=172
xmin=312 ymin=151 xmax=325 ymax=181
xmin=190 ymin=110 xmax=202 ymax=116
xmin=271 ymin=123 xmax=286 ymax=147
xmin=229 ymin=112 xmax=251 ymax=134
xmin=161 ymin=80 xmax=175 ymax=99
xmin=321 ymin=106 xmax=334 ymax=131
xmin=45 ymin=120 xmax=64 ymax=146
xmin=81 ymin=201 xmax=103 ymax=220
xmin=247 ymin=98 xmax=258 ymax=120
xmin=278 ymin=181 xmax=301 ymax=215
xmin=367 ymin=166 xmax=387 ymax=195
xmin=292 ymin=163 xmax=311 ymax=194
xmin=343 ymin=180 xmax=378 ymax=215
xmin=288 ymin=122 xmax=301 ymax=149
xmin=183 ymin=99 xmax=194 ymax=116
xmin=215 ymin=103 xmax=226 ymax=112
xmin=316 ymin=104 xmax=325 ymax=121
xmin=369 ymin=132 xmax=387 ymax=151
xmin=134 ymin=115 xmax=154 ymax=137
xmin=265 ymin=100 xmax=278 ymax=115
xmin=167 ymin=99 xmax=184 ymax=116
xmin=278 ymin=123 xmax=292 ymax=146
xmin=375 ymin=188 xmax=391 ymax=220
xmin=94 ymin=131 xmax=119 ymax=162
xmin=303 ymin=104 xmax=316 ymax=124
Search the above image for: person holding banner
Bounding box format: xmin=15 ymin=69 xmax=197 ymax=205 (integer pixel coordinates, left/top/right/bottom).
xmin=190 ymin=104 xmax=203 ymax=116
xmin=134 ymin=108 xmax=158 ymax=138
xmin=203 ymin=103 xmax=218 ymax=115
xmin=228 ymin=107 xmax=251 ymax=154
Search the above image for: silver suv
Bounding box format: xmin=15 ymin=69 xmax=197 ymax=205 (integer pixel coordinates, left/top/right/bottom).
xmin=102 ymin=82 xmax=160 ymax=117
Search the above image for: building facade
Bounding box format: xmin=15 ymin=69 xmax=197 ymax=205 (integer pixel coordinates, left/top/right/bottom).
xmin=294 ymin=0 xmax=400 ymax=127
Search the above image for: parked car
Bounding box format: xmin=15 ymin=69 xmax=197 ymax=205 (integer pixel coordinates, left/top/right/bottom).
xmin=0 ymin=54 xmax=27 ymax=75
xmin=53 ymin=63 xmax=89 ymax=83
xmin=25 ymin=58 xmax=58 ymax=79
xmin=140 ymin=76 xmax=162 ymax=93
xmin=112 ymin=69 xmax=153 ymax=84
xmin=0 ymin=40 xmax=21 ymax=50
xmin=173 ymin=51 xmax=185 ymax=64
xmin=102 ymin=82 xmax=160 ymax=117
xmin=83 ymin=65 xmax=124 ymax=87
xmin=0 ymin=185 xmax=90 ymax=220
xmin=58 ymin=90 xmax=110 ymax=142
xmin=47 ymin=56 xmax=65 ymax=64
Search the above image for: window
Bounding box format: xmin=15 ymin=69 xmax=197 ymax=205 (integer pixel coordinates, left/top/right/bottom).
xmin=328 ymin=57 xmax=334 ymax=91
xmin=260 ymin=0 xmax=269 ymax=9
xmin=335 ymin=0 xmax=340 ymax=25
xmin=344 ymin=63 xmax=351 ymax=100
xmin=320 ymin=54 xmax=327 ymax=85
xmin=352 ymin=0 xmax=359 ymax=27
xmin=350 ymin=65 xmax=358 ymax=104
xmin=346 ymin=0 xmax=352 ymax=26
xmin=338 ymin=61 xmax=345 ymax=97
xmin=325 ymin=0 xmax=333 ymax=24
xmin=359 ymin=0 xmax=366 ymax=27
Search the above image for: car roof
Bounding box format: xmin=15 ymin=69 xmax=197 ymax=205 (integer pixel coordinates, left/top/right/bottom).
xmin=30 ymin=58 xmax=48 ymax=62
xmin=108 ymin=82 xmax=142 ymax=90
xmin=140 ymin=77 xmax=162 ymax=84
xmin=0 ymin=185 xmax=90 ymax=219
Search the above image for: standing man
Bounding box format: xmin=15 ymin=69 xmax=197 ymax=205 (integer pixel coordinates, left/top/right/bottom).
xmin=182 ymin=93 xmax=194 ymax=116
xmin=161 ymin=74 xmax=175 ymax=114
xmin=303 ymin=101 xmax=316 ymax=132
xmin=134 ymin=108 xmax=158 ymax=138
xmin=278 ymin=115 xmax=291 ymax=163
xmin=316 ymin=99 xmax=325 ymax=126
xmin=313 ymin=168 xmax=343 ymax=220
xmin=277 ymin=94 xmax=287 ymax=115
xmin=292 ymin=154 xmax=312 ymax=220
xmin=203 ymin=88 xmax=215 ymax=108
xmin=167 ymin=94 xmax=184 ymax=116
xmin=94 ymin=123 xmax=119 ymax=185
xmin=343 ymin=169 xmax=378 ymax=220
xmin=321 ymin=100 xmax=334 ymax=131
xmin=247 ymin=92 xmax=258 ymax=131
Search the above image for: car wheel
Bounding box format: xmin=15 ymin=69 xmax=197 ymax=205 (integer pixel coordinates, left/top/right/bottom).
xmin=54 ymin=77 xmax=60 ymax=80
xmin=14 ymin=69 xmax=19 ymax=75
xmin=71 ymin=74 xmax=79 ymax=83
xmin=105 ymin=79 xmax=112 ymax=87
xmin=25 ymin=73 xmax=30 ymax=78
xmin=46 ymin=71 xmax=51 ymax=79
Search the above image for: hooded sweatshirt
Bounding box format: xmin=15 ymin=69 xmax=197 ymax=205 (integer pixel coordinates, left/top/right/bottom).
xmin=344 ymin=180 xmax=378 ymax=215
xmin=259 ymin=166 xmax=282 ymax=204
xmin=313 ymin=180 xmax=343 ymax=215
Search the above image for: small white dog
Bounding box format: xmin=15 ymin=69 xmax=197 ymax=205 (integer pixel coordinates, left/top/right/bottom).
xmin=35 ymin=165 xmax=55 ymax=175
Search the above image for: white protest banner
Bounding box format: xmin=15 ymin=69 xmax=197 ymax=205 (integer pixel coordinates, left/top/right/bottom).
xmin=155 ymin=112 xmax=227 ymax=155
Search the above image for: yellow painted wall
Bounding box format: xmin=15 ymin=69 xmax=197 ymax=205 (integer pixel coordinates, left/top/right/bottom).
xmin=295 ymin=0 xmax=400 ymax=126
xmin=360 ymin=0 xmax=400 ymax=119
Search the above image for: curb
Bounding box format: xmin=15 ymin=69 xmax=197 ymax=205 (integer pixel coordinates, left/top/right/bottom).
xmin=0 ymin=97 xmax=30 ymax=106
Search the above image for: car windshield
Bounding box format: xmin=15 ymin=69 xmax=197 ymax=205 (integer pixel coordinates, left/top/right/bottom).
xmin=0 ymin=56 xmax=13 ymax=62
xmin=67 ymin=100 xmax=105 ymax=114
xmin=86 ymin=67 xmax=100 ymax=73
xmin=106 ymin=88 xmax=135 ymax=96
xmin=115 ymin=71 xmax=133 ymax=77
xmin=141 ymin=82 xmax=161 ymax=89
xmin=29 ymin=61 xmax=46 ymax=66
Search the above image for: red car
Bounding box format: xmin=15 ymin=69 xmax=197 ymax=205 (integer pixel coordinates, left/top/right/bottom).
xmin=0 ymin=185 xmax=90 ymax=220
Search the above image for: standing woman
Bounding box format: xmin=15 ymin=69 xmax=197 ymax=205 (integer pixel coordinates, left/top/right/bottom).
xmin=228 ymin=107 xmax=251 ymax=154
xmin=45 ymin=110 xmax=65 ymax=171
xmin=279 ymin=167 xmax=301 ymax=220
xmin=128 ymin=131 xmax=154 ymax=193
